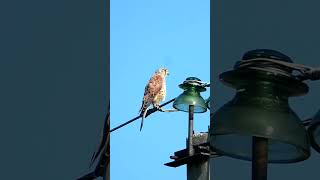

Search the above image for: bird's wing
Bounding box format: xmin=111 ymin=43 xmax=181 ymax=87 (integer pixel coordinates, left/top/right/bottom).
xmin=144 ymin=74 xmax=164 ymax=97
xmin=139 ymin=73 xmax=164 ymax=114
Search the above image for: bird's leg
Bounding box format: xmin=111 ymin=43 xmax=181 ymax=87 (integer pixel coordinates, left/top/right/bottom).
xmin=161 ymin=109 xmax=179 ymax=112
xmin=154 ymin=103 xmax=178 ymax=112
xmin=153 ymin=103 xmax=165 ymax=112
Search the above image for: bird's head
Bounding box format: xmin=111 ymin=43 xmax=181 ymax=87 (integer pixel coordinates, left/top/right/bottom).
xmin=157 ymin=68 xmax=169 ymax=77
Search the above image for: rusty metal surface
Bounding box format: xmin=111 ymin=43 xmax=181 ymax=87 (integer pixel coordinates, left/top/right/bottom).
xmin=252 ymin=137 xmax=268 ymax=180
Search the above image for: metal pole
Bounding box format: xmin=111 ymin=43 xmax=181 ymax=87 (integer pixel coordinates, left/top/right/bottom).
xmin=188 ymin=105 xmax=195 ymax=156
xmin=187 ymin=133 xmax=210 ymax=180
xmin=187 ymin=159 xmax=210 ymax=180
xmin=252 ymin=136 xmax=268 ymax=180
xmin=187 ymin=106 xmax=210 ymax=180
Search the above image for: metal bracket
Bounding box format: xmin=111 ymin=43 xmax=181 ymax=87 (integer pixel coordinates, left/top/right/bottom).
xmin=164 ymin=143 xmax=220 ymax=167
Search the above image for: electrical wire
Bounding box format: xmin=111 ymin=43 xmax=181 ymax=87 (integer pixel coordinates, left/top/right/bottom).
xmin=109 ymin=98 xmax=176 ymax=132
xmin=236 ymin=58 xmax=320 ymax=81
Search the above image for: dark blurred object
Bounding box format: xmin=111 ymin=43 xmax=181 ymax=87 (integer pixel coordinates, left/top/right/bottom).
xmin=77 ymin=105 xmax=110 ymax=180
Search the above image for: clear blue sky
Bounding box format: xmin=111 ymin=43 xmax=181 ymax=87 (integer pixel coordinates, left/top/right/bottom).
xmin=110 ymin=0 xmax=209 ymax=179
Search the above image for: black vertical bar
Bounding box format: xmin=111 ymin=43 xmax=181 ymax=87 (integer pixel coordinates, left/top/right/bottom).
xmin=103 ymin=109 xmax=110 ymax=180
xmin=188 ymin=105 xmax=195 ymax=156
xmin=252 ymin=136 xmax=268 ymax=180
xmin=104 ymin=0 xmax=110 ymax=177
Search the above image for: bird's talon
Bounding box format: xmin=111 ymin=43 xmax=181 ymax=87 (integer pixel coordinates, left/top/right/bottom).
xmin=157 ymin=107 xmax=165 ymax=112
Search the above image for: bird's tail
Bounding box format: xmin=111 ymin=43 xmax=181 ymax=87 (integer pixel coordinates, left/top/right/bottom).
xmin=139 ymin=100 xmax=149 ymax=131
xmin=138 ymin=102 xmax=144 ymax=114
xmin=140 ymin=110 xmax=148 ymax=131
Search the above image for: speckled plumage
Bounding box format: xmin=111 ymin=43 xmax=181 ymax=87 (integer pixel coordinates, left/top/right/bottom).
xmin=139 ymin=68 xmax=169 ymax=131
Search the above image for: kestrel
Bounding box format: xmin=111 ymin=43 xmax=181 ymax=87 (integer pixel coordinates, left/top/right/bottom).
xmin=139 ymin=68 xmax=169 ymax=131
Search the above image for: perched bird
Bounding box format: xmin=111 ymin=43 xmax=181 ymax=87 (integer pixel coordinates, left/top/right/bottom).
xmin=139 ymin=68 xmax=169 ymax=131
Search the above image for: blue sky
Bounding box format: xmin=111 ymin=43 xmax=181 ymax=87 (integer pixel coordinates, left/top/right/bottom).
xmin=110 ymin=0 xmax=209 ymax=179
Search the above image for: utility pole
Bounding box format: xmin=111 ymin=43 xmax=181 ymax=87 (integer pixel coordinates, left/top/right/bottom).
xmin=165 ymin=108 xmax=218 ymax=180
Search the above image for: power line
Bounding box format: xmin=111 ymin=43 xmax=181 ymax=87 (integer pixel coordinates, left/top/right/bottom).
xmin=110 ymin=98 xmax=176 ymax=132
